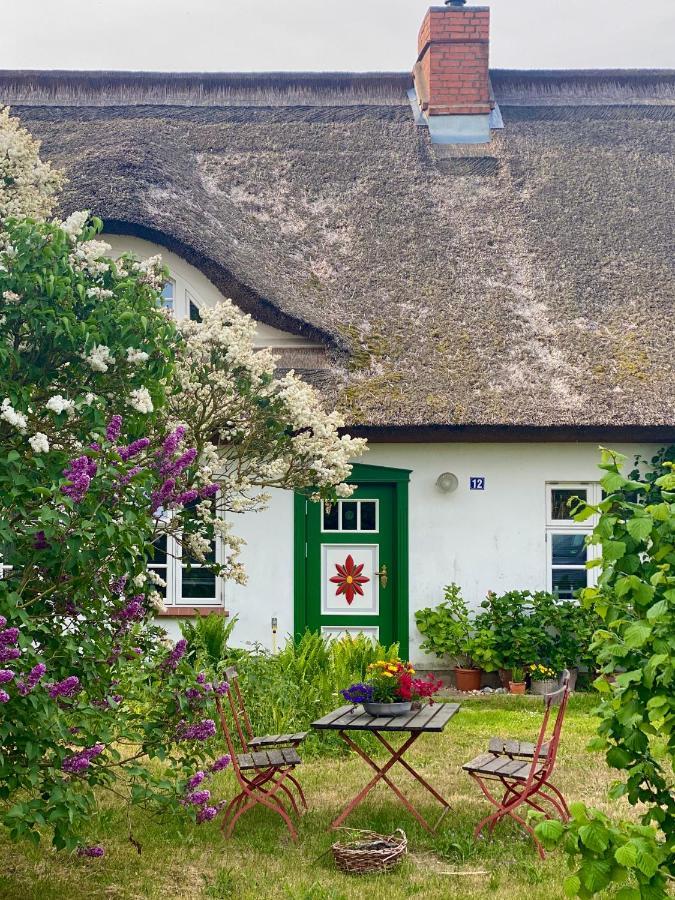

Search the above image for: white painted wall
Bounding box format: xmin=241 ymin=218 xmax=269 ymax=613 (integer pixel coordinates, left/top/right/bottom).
xmin=164 ymin=441 xmax=659 ymax=663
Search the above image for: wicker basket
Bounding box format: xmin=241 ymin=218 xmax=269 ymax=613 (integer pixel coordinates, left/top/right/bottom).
xmin=331 ymin=829 xmax=407 ymax=875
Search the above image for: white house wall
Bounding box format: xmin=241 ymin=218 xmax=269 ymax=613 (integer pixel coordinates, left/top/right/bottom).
xmin=161 ymin=441 xmax=660 ymax=664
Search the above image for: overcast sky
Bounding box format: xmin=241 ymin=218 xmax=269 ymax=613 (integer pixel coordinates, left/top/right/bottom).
xmin=2 ymin=0 xmax=673 ymax=72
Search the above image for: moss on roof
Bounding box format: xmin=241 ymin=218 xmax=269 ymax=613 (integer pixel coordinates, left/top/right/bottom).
xmin=2 ymin=70 xmax=673 ymax=429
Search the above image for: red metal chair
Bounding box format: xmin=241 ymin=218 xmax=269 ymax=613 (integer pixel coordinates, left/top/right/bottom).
xmin=214 ymin=670 xmax=307 ymax=841
xmin=462 ymin=670 xmax=571 ymax=858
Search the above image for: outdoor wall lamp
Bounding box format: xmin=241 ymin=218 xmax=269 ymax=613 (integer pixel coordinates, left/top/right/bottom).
xmin=436 ymin=472 xmax=458 ymax=493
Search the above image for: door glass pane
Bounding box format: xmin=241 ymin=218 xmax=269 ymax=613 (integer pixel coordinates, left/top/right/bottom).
xmin=360 ymin=501 xmax=377 ymax=531
xmin=551 ymin=488 xmax=587 ymax=520
xmin=552 ymin=533 xmax=587 ymax=565
xmin=181 ymin=567 xmax=216 ymax=600
xmin=552 ymin=568 xmax=587 ymax=598
xmin=322 ymin=502 xmax=339 ymax=531
xmin=341 ymin=502 xmax=358 ymax=531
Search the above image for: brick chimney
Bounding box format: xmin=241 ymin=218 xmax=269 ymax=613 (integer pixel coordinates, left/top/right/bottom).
xmin=413 ymin=3 xmax=493 ymax=144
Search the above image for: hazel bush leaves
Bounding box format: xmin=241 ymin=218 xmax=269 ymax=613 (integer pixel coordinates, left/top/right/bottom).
xmin=535 ymin=448 xmax=674 ymax=899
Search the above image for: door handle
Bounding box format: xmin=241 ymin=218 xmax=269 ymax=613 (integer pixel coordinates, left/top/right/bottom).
xmin=375 ymin=564 xmax=388 ymax=589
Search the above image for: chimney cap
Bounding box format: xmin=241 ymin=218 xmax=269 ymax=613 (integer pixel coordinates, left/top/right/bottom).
xmin=444 ymin=0 xmax=467 ymax=6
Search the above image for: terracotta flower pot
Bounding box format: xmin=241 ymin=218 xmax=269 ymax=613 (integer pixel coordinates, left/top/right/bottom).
xmin=509 ymin=681 xmax=526 ymax=694
xmin=454 ymin=667 xmax=481 ymax=692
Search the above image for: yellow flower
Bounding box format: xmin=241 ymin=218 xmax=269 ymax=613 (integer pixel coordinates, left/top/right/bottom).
xmin=382 ymin=671 xmax=394 ymax=678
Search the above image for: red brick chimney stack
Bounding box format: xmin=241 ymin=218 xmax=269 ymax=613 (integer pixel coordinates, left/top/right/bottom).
xmin=413 ymin=4 xmax=493 ymax=143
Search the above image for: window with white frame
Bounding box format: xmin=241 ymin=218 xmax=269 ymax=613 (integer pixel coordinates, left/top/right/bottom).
xmin=545 ymin=483 xmax=601 ymax=599
xmin=157 ymin=278 xmax=205 ymax=322
xmin=148 ymin=521 xmax=221 ymax=608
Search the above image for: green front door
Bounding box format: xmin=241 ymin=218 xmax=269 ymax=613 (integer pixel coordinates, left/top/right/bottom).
xmin=294 ymin=465 xmax=410 ymax=655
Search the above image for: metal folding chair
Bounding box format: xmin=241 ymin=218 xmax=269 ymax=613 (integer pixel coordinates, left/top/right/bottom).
xmin=463 ymin=670 xmax=571 ymax=858
xmin=214 ymin=673 xmax=307 ymax=841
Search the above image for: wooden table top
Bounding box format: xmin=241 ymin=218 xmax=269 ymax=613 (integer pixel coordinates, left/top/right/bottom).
xmin=311 ymin=702 xmax=461 ymax=733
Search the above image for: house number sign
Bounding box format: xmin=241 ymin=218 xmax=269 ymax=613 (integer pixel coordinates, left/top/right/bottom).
xmin=470 ymin=477 xmax=486 ymax=490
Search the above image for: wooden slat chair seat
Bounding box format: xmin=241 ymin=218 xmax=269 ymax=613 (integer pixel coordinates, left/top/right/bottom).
xmin=237 ymin=748 xmax=302 ymax=770
xmin=487 ymin=738 xmax=550 ymax=758
xmin=248 ymin=732 xmax=308 ymax=749
xmin=464 ymin=671 xmax=572 ymax=859
xmin=463 ymin=752 xmax=545 ymax=781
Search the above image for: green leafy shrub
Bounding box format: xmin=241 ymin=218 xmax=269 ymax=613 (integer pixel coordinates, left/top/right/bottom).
xmin=415 ymin=583 xmax=476 ymax=667
xmin=180 ymin=613 xmax=242 ymax=668
xmin=534 ymin=448 xmax=674 ymax=897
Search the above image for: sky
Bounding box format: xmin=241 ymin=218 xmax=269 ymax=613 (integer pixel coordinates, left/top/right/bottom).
xmin=1 ymin=0 xmax=673 ymax=72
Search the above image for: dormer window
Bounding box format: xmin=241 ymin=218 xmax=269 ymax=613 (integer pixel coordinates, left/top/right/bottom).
xmin=160 ymin=279 xmax=175 ymax=312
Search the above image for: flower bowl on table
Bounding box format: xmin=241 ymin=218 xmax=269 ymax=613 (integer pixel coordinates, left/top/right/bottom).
xmin=341 ymin=660 xmax=444 ymax=717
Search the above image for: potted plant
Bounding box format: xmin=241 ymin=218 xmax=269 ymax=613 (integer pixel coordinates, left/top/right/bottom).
xmin=415 ymin=584 xmax=482 ymax=692
xmin=341 ymin=660 xmax=443 ymax=716
xmin=527 ymin=664 xmax=559 ymax=695
xmin=508 ymin=666 xmax=526 ymax=694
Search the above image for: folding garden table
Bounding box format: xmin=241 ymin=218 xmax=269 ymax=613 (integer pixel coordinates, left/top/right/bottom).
xmin=311 ymin=702 xmax=460 ymax=832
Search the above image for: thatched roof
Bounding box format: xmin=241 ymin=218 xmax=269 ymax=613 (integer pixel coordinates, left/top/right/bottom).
xmin=2 ymin=69 xmax=674 ymax=436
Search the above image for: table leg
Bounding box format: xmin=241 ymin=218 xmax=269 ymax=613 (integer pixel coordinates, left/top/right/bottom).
xmin=374 ymin=732 xmax=452 ymax=819
xmin=331 ymin=730 xmax=445 ymax=833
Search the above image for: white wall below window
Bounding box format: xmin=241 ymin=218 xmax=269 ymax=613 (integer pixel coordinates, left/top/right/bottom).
xmin=159 ymin=440 xmax=660 ymax=663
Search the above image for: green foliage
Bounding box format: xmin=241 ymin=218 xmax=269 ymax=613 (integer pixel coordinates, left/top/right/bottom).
xmin=579 ymin=450 xmax=674 ymax=850
xmin=415 ymin=583 xmax=475 ymax=667
xmin=180 ymin=613 xmax=242 ymax=669
xmin=536 ymin=447 xmax=675 ymax=897
xmin=232 ymin=630 xmax=398 ymax=755
xmin=534 ymin=803 xmax=669 ymax=899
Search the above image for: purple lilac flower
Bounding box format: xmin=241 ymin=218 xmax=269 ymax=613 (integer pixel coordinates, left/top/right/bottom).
xmin=78 ymin=846 xmax=105 ymax=858
xmin=118 ymin=465 xmax=142 ymax=487
xmin=17 ymin=662 xmax=46 ymax=696
xmin=151 ymin=477 xmax=176 ymax=513
xmin=113 ymin=596 xmax=145 ymax=622
xmin=164 ymin=448 xmax=198 ymax=479
xmin=185 ymin=789 xmax=211 ymax=807
xmin=215 ymin=681 xmax=229 ymax=696
xmin=33 ymin=530 xmax=49 ymax=550
xmin=210 ymin=755 xmax=231 ymax=773
xmin=0 ymin=628 xmax=19 ymax=645
xmin=61 ymin=456 xmax=97 ymax=503
xmin=118 ymin=438 xmax=150 ymax=462
xmin=196 ymin=806 xmax=218 ymax=824
xmin=0 ymin=689 xmax=9 ymax=703
xmin=196 ymin=672 xmax=206 ymax=684
xmin=187 ymin=771 xmax=206 ymax=791
xmin=105 ymin=415 xmax=123 ymax=443
xmin=0 ymin=647 xmax=20 ymax=664
xmin=0 ymin=669 xmax=14 ymax=684
xmin=62 ymin=743 xmax=104 ymax=774
xmin=160 ymin=425 xmax=187 ymax=459
xmin=178 ymin=718 xmax=217 ymax=742
xmin=48 ymin=675 xmax=80 ymax=699
xmin=185 ymin=687 xmax=204 ymax=702
xmin=0 ymin=616 xmax=6 ymax=628
xmin=160 ymin=638 xmax=187 ymax=671
xmin=0 ymin=628 xmax=19 ymax=644
xmin=340 ymin=682 xmax=374 ymax=705
xmin=175 ymin=490 xmax=199 ymax=507
xmin=199 ymin=484 xmax=219 ymax=499
xmin=111 ymin=575 xmax=128 ymax=596
xmin=89 ymin=442 xmax=101 ymax=451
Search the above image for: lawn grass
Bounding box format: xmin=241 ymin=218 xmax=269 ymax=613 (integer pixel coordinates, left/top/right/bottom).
xmin=0 ymin=694 xmax=630 ymax=900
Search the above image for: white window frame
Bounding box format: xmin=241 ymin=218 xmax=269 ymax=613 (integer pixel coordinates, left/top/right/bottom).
xmin=149 ymin=530 xmax=223 ymax=609
xmin=545 ymin=482 xmax=601 ymax=597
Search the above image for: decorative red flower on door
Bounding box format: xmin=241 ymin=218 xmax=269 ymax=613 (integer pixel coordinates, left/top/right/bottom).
xmin=329 ymin=554 xmax=370 ymax=605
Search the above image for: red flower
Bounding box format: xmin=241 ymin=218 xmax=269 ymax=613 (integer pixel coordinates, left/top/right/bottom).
xmin=329 ymin=554 xmax=369 ymax=605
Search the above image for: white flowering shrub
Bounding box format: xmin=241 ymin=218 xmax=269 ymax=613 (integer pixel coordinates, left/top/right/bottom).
xmin=0 ymin=106 xmax=64 ymax=221
xmin=0 ymin=108 xmax=365 ymax=853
